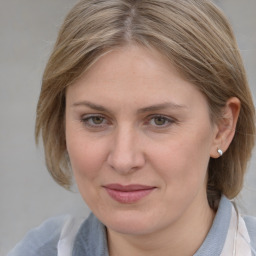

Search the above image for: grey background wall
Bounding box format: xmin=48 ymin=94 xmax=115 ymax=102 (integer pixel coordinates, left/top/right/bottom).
xmin=0 ymin=1 xmax=255 ymax=255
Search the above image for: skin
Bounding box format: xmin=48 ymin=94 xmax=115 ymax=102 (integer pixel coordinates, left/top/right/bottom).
xmin=65 ymin=45 xmax=240 ymax=256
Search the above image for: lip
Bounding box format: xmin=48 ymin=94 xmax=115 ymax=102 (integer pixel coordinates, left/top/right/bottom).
xmin=103 ymin=184 xmax=156 ymax=204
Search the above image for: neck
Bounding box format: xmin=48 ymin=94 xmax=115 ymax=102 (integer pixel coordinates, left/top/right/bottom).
xmin=107 ymin=194 xmax=215 ymax=256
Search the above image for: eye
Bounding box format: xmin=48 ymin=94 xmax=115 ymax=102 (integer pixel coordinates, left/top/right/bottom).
xmin=147 ymin=115 xmax=174 ymax=128
xmin=90 ymin=116 xmax=105 ymax=125
xmin=81 ymin=114 xmax=108 ymax=128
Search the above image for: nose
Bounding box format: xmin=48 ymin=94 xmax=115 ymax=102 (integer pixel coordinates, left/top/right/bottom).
xmin=107 ymin=126 xmax=145 ymax=175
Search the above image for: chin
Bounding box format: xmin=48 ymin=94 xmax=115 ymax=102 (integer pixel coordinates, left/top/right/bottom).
xmin=108 ymin=220 xmax=155 ymax=235
xmin=98 ymin=208 xmax=167 ymax=236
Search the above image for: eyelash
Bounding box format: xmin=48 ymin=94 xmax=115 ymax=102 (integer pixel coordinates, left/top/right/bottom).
xmin=80 ymin=114 xmax=175 ymax=129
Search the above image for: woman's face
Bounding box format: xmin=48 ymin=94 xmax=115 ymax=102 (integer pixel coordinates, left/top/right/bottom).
xmin=65 ymin=45 xmax=218 ymax=235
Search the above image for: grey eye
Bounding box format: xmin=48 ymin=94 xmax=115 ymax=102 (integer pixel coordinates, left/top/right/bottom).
xmin=91 ymin=116 xmax=104 ymax=124
xmin=81 ymin=115 xmax=107 ymax=128
xmin=153 ymin=116 xmax=168 ymax=126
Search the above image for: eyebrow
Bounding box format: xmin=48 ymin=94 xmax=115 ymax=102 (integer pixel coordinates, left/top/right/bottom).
xmin=72 ymin=101 xmax=108 ymax=112
xmin=72 ymin=101 xmax=188 ymax=113
xmin=137 ymin=102 xmax=188 ymax=113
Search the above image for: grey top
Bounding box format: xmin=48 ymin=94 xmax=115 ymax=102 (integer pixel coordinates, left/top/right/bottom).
xmin=7 ymin=196 xmax=256 ymax=256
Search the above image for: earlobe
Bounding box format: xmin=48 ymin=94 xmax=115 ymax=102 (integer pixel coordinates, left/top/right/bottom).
xmin=210 ymin=97 xmax=241 ymax=158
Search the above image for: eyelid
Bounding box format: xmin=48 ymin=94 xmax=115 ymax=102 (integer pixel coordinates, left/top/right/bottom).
xmin=81 ymin=113 xmax=105 ymax=120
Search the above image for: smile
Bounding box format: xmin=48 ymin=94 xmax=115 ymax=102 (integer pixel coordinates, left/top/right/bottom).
xmin=103 ymin=184 xmax=156 ymax=204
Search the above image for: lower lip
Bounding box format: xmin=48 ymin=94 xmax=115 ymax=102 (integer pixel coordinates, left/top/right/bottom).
xmin=104 ymin=188 xmax=155 ymax=203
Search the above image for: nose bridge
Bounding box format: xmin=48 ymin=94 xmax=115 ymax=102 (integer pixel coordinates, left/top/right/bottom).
xmin=107 ymin=124 xmax=144 ymax=174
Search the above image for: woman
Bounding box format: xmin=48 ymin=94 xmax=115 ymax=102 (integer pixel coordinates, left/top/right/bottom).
xmin=8 ymin=0 xmax=256 ymax=255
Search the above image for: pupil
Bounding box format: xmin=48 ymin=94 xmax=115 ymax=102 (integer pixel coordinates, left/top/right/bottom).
xmin=155 ymin=117 xmax=165 ymax=125
xmin=93 ymin=117 xmax=103 ymax=124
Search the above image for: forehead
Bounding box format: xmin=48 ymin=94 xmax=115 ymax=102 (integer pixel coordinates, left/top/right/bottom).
xmin=79 ymin=45 xmax=182 ymax=84
xmin=66 ymin=45 xmax=208 ymax=112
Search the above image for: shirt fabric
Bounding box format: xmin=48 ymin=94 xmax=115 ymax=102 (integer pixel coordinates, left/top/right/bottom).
xmin=7 ymin=195 xmax=256 ymax=256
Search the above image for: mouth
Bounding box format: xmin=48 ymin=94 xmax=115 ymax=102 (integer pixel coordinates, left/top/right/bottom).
xmin=103 ymin=184 xmax=156 ymax=204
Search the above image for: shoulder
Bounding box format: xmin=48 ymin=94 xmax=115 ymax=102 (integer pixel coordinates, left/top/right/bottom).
xmin=7 ymin=215 xmax=71 ymax=256
xmin=243 ymin=215 xmax=256 ymax=229
xmin=243 ymin=215 xmax=256 ymax=247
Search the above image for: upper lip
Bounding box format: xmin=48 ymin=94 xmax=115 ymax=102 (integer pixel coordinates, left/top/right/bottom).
xmin=103 ymin=184 xmax=156 ymax=192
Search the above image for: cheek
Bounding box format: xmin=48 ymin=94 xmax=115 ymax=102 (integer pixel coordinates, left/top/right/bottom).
xmin=66 ymin=131 xmax=107 ymax=182
xmin=149 ymin=129 xmax=212 ymax=191
xmin=66 ymin=135 xmax=109 ymax=209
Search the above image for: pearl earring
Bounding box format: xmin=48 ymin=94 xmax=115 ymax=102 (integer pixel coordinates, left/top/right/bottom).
xmin=217 ymin=148 xmax=223 ymax=156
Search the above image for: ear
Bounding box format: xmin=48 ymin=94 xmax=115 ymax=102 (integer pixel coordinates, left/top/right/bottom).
xmin=210 ymin=97 xmax=241 ymax=158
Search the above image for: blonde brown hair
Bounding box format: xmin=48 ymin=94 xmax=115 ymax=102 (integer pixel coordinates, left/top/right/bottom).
xmin=35 ymin=0 xmax=255 ymax=207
